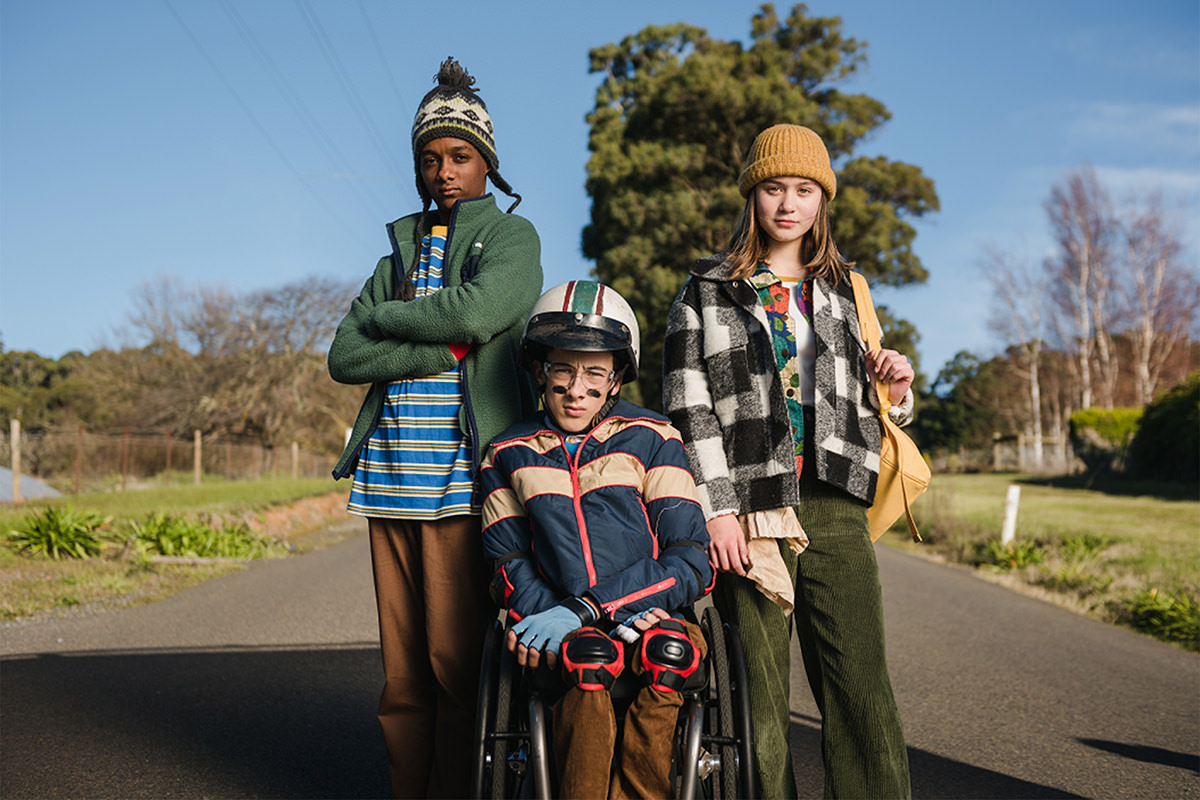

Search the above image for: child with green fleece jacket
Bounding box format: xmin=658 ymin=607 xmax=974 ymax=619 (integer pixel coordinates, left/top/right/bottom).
xmin=327 ymin=57 xmax=542 ymax=799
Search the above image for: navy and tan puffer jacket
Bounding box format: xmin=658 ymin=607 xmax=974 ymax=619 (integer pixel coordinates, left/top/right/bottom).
xmin=481 ymin=400 xmax=714 ymax=622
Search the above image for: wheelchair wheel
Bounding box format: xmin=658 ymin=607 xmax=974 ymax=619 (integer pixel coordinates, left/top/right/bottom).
xmin=725 ymin=615 xmax=757 ymax=799
xmin=686 ymin=605 xmax=756 ymax=800
xmin=700 ymin=605 xmax=739 ymax=799
xmin=472 ymin=620 xmax=501 ymax=799
xmin=491 ymin=630 xmax=517 ymax=798
xmin=472 ymin=619 xmax=527 ymax=800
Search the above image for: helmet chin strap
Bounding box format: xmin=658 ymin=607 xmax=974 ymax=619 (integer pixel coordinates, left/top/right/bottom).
xmin=590 ymin=393 xmax=620 ymax=428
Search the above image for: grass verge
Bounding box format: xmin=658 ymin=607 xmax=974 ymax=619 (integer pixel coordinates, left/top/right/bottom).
xmin=883 ymin=472 xmax=1200 ymax=651
xmin=1 ymin=478 xmax=354 ymax=623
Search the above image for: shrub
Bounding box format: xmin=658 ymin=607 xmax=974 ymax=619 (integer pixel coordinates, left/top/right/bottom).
xmin=1127 ymin=371 xmax=1200 ymax=485
xmin=128 ymin=512 xmax=286 ymax=559
xmin=1069 ymin=407 xmax=1143 ymax=476
xmin=1120 ymin=588 xmax=1200 ymax=651
xmin=1034 ymin=532 xmax=1115 ymax=596
xmin=1057 ymin=532 xmax=1112 ymax=563
xmin=1040 ymin=565 xmax=1112 ymax=597
xmin=8 ymin=506 xmax=111 ymax=559
xmin=979 ymin=539 xmax=1045 ymax=571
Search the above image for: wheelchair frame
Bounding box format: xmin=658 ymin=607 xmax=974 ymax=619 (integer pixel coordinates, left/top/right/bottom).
xmin=471 ymin=605 xmax=757 ymax=799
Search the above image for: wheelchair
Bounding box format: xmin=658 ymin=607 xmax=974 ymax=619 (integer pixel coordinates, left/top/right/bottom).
xmin=471 ymin=605 xmax=757 ymax=799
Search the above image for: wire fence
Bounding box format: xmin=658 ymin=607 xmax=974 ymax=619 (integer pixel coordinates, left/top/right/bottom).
xmin=926 ymin=435 xmax=1080 ymax=475
xmin=2 ymin=423 xmax=336 ymax=497
xmin=3 ymin=421 xmax=1082 ymax=501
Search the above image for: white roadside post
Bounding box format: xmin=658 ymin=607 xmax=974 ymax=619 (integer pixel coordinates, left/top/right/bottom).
xmin=1001 ymin=484 xmax=1021 ymax=545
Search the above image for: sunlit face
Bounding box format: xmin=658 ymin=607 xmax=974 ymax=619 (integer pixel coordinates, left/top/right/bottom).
xmin=419 ymin=137 xmax=489 ymax=218
xmin=536 ymin=348 xmax=620 ymax=435
xmin=754 ymin=177 xmax=823 ymax=247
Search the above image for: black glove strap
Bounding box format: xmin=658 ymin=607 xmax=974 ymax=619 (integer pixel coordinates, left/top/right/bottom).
xmin=561 ymin=596 xmax=598 ymax=627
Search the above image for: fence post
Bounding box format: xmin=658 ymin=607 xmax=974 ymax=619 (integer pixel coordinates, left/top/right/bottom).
xmin=1001 ymin=484 xmax=1021 ymax=545
xmin=121 ymin=426 xmax=130 ymax=492
xmin=291 ymin=441 xmax=299 ymax=479
xmin=10 ymin=419 xmax=21 ymax=503
xmin=194 ymin=430 xmax=202 ymax=485
xmin=165 ymin=429 xmax=173 ymax=484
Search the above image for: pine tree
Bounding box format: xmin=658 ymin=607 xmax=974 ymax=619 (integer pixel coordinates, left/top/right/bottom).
xmin=585 ymin=3 xmax=938 ymax=407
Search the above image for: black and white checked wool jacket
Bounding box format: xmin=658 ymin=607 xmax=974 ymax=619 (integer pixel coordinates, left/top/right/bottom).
xmin=663 ymin=253 xmax=913 ymax=519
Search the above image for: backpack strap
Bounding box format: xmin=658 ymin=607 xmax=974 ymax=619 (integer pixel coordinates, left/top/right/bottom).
xmin=847 ymin=271 xmax=923 ymax=541
xmin=847 ymin=272 xmax=889 ymax=412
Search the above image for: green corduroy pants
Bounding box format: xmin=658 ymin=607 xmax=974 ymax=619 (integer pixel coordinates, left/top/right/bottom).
xmin=713 ymin=463 xmax=911 ymax=799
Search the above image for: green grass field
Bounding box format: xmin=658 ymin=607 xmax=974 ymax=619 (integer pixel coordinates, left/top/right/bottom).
xmin=4 ymin=472 xmax=1197 ymax=648
xmin=1 ymin=477 xmax=351 ymax=622
xmin=0 ymin=476 xmax=341 ymax=533
xmin=886 ymin=473 xmax=1200 ymax=649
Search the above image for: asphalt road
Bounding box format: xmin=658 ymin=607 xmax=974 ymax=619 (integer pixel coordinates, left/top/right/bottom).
xmin=2 ymin=522 xmax=1197 ymax=799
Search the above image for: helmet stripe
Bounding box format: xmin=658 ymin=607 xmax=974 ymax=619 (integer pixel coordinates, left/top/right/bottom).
xmin=566 ymin=280 xmax=600 ymax=314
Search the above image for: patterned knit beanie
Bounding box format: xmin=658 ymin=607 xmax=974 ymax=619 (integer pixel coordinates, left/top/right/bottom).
xmin=737 ymin=124 xmax=837 ymax=200
xmin=411 ymin=57 xmax=519 ymax=209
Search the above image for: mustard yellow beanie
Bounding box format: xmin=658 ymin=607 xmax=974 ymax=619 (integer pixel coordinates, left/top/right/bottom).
xmin=737 ymin=124 xmax=837 ymax=200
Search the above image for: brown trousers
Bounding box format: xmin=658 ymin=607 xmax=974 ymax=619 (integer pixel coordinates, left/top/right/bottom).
xmin=368 ymin=516 xmax=494 ymax=799
xmin=552 ymin=621 xmax=707 ymax=799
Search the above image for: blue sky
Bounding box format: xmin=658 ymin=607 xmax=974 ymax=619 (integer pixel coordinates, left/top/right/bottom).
xmin=2 ymin=0 xmax=1197 ymax=378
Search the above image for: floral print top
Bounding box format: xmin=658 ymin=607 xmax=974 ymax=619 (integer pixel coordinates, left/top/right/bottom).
xmin=751 ymin=263 xmax=813 ymax=476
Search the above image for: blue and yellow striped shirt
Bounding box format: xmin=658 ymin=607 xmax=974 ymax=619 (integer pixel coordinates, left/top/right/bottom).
xmin=347 ymin=226 xmax=477 ymax=519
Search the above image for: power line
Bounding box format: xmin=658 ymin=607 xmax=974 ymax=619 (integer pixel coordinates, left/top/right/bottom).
xmin=216 ymin=0 xmax=390 ymax=221
xmin=162 ymin=0 xmax=363 ymax=244
xmin=293 ymin=0 xmax=405 ymax=184
xmin=355 ymin=0 xmax=408 ymax=113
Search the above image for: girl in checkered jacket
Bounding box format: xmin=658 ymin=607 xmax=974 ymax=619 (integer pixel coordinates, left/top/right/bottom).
xmin=663 ymin=124 xmax=915 ymax=800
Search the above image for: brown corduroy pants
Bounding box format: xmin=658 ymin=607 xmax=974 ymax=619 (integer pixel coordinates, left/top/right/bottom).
xmin=552 ymin=621 xmax=707 ymax=799
xmin=368 ymin=516 xmax=495 ymax=799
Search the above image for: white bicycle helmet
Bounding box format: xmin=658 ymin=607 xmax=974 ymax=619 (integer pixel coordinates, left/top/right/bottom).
xmin=521 ymin=280 xmax=640 ymax=382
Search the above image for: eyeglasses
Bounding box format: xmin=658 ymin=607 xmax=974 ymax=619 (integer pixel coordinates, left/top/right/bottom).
xmin=542 ymin=362 xmax=616 ymax=390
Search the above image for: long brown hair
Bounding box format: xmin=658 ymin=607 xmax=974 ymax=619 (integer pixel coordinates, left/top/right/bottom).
xmin=723 ymin=189 xmax=854 ymax=283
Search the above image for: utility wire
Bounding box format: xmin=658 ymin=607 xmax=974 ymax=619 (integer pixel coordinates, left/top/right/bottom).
xmin=293 ymin=0 xmax=405 ymax=184
xmin=355 ymin=0 xmax=408 ymax=113
xmin=217 ymin=0 xmax=390 ymax=220
xmin=162 ymin=0 xmax=362 ymax=244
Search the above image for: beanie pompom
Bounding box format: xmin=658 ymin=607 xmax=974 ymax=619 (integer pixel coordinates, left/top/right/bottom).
xmin=433 ymin=56 xmax=477 ymax=93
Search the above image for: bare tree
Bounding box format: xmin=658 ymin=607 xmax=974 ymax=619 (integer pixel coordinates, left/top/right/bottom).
xmin=981 ymin=244 xmax=1046 ymax=468
xmin=1089 ymin=232 xmax=1120 ymax=409
xmin=124 ymin=274 xmax=187 ymax=348
xmin=1044 ymin=164 xmax=1115 ymax=410
xmin=1120 ymin=194 xmax=1197 ymax=405
xmin=974 ymin=168 xmax=1196 ymax=476
xmin=103 ymin=273 xmax=360 ymax=452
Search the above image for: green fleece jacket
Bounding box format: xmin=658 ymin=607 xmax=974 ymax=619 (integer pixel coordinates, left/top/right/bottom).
xmin=329 ymin=194 xmax=543 ymax=480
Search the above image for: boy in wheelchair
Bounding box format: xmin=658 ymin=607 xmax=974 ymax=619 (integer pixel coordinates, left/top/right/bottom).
xmin=480 ymin=281 xmax=715 ymax=799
